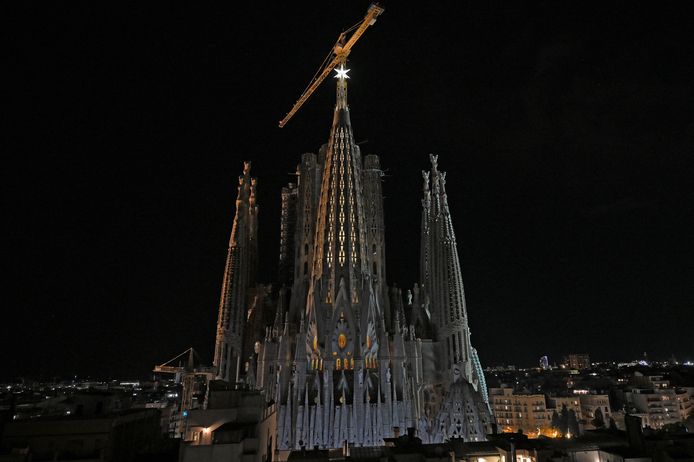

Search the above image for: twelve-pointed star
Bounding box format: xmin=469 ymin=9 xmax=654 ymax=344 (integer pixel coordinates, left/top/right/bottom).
xmin=334 ymin=64 xmax=350 ymax=80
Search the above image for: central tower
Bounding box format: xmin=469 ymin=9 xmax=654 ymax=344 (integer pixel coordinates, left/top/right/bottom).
xmin=305 ymin=63 xmax=381 ymax=373
xmin=274 ymin=64 xmax=410 ymax=451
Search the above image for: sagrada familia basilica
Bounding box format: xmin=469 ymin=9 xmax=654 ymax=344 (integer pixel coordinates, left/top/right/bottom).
xmin=210 ymin=67 xmax=493 ymax=450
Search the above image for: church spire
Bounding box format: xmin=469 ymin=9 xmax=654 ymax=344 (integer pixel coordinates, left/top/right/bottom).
xmin=420 ymin=154 xmax=474 ymax=382
xmin=308 ymin=62 xmax=370 ymax=312
xmin=334 ymin=63 xmax=350 ymax=110
xmin=301 ymin=62 xmax=384 ymax=380
xmin=213 ymin=161 xmax=258 ymax=383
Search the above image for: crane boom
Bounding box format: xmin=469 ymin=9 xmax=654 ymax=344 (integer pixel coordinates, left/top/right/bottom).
xmin=279 ymin=3 xmax=384 ymax=128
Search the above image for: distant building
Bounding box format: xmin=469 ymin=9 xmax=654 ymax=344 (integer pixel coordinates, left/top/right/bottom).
xmin=179 ymin=381 xmax=275 ymax=462
xmin=486 ymin=365 xmax=517 ymax=372
xmin=675 ymin=387 xmax=694 ymax=420
xmin=539 ymin=356 xmax=549 ymax=370
xmin=577 ymin=394 xmax=612 ymax=428
xmin=284 ymin=427 xmax=694 ymax=462
xmin=565 ymin=354 xmax=591 ymax=370
xmin=548 ymin=396 xmax=582 ymax=421
xmin=489 ymin=388 xmax=550 ymax=435
xmin=631 ymin=374 xmax=670 ymax=389
xmin=547 ymin=394 xmax=612 ymax=430
xmin=626 ymin=388 xmax=681 ymax=429
xmin=10 ymin=388 xmax=132 ymax=421
xmin=0 ymin=408 xmax=161 ymax=461
xmin=624 ymin=373 xmax=692 ymax=429
xmin=491 ymin=388 xmax=613 ymax=435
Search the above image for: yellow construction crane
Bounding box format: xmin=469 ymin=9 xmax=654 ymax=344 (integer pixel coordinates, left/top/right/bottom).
xmin=153 ymin=347 xmax=216 ymax=437
xmin=153 ymin=347 xmax=214 ymax=377
xmin=278 ymin=3 xmax=384 ymax=128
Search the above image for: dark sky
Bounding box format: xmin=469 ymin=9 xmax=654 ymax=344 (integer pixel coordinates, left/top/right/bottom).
xmin=5 ymin=2 xmax=694 ymax=380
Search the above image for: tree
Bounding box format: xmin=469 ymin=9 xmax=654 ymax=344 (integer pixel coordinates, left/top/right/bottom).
xmin=559 ymin=404 xmax=570 ymax=435
xmin=592 ymin=408 xmax=605 ymax=429
xmin=662 ymin=422 xmax=685 ymax=434
xmin=609 ymin=417 xmax=618 ymax=431
xmin=551 ymin=410 xmax=561 ymax=431
xmin=568 ymin=409 xmax=580 ymax=436
xmin=685 ymin=412 xmax=694 ymax=433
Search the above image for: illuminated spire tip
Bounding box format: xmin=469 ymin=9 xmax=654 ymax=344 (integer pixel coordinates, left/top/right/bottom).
xmin=334 ymin=64 xmax=350 ymax=80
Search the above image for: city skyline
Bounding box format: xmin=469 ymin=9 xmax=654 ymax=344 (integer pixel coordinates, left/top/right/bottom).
xmin=6 ymin=2 xmax=694 ymax=381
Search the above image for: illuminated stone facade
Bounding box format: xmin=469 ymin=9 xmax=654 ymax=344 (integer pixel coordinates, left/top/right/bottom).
xmin=490 ymin=388 xmax=550 ymax=435
xmin=213 ymin=162 xmax=258 ymax=384
xmin=490 ymin=387 xmax=613 ymax=436
xmin=213 ymin=75 xmax=492 ymax=450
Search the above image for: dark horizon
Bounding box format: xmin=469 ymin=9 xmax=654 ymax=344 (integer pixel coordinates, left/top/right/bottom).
xmin=5 ymin=1 xmax=693 ymax=381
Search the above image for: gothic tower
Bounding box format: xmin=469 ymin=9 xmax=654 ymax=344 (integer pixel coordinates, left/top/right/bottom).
xmin=421 ymin=154 xmax=475 ymax=382
xmin=278 ymin=182 xmax=298 ymax=286
xmin=274 ymin=65 xmax=415 ymax=450
xmin=213 ymin=161 xmax=258 ymax=383
xmin=407 ymin=155 xmax=493 ymax=443
xmin=288 ymin=152 xmax=322 ymax=325
xmin=363 ymin=154 xmax=391 ymax=329
xmin=419 ymin=154 xmax=491 ymax=419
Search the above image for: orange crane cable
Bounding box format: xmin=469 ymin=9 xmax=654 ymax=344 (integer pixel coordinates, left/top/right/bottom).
xmin=342 ymin=20 xmax=361 ymax=36
xmin=301 ymin=45 xmax=339 ymax=100
xmin=157 ymin=347 xmax=194 ymax=367
xmin=279 ymin=54 xmax=344 ymax=127
xmin=301 ymin=29 xmax=350 ymax=97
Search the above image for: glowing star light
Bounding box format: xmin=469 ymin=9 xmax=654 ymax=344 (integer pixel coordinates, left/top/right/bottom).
xmin=334 ymin=64 xmax=350 ymax=80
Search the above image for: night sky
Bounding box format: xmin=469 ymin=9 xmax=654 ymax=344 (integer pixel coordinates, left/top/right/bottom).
xmin=6 ymin=2 xmax=694 ymax=381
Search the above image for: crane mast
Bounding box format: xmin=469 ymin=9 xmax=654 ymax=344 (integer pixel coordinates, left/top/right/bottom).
xmin=278 ymin=3 xmax=384 ymax=128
